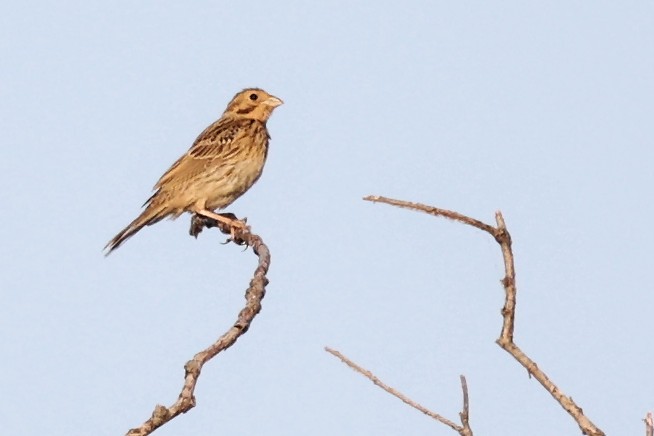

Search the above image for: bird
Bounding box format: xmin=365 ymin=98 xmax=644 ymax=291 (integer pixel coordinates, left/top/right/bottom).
xmin=104 ymin=88 xmax=283 ymax=255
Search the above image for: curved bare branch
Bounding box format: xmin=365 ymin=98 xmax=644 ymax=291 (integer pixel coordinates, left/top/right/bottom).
xmin=363 ymin=195 xmax=605 ymax=436
xmin=126 ymin=216 xmax=271 ymax=436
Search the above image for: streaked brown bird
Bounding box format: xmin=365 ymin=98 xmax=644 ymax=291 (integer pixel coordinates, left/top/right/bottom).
xmin=104 ymin=88 xmax=283 ymax=255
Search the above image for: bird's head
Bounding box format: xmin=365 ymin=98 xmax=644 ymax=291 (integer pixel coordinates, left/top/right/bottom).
xmin=224 ymin=88 xmax=283 ymax=122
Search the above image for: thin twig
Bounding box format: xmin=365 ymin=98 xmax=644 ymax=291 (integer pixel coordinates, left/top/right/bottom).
xmin=364 ymin=195 xmax=605 ymax=436
xmin=459 ymin=376 xmax=472 ymax=436
xmin=363 ymin=195 xmax=497 ymax=236
xmin=126 ymin=218 xmax=271 ymax=436
xmin=325 ymin=347 xmax=472 ymax=436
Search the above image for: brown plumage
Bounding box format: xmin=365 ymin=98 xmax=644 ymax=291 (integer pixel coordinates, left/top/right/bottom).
xmin=104 ymin=88 xmax=283 ymax=255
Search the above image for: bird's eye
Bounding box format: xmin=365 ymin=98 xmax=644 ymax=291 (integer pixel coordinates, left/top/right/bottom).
xmin=249 ymin=93 xmax=258 ymax=101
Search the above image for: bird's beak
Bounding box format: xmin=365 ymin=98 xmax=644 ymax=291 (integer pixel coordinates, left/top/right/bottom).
xmin=264 ymin=96 xmax=284 ymax=107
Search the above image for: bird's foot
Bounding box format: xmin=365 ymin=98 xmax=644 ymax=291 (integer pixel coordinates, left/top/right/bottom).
xmin=190 ymin=212 xmax=249 ymax=246
xmin=225 ymin=217 xmax=249 ymax=246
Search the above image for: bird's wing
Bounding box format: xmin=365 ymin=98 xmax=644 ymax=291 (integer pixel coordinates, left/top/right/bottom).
xmin=153 ymin=117 xmax=250 ymax=190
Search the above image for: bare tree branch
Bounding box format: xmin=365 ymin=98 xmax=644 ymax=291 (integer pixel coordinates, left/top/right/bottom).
xmin=126 ymin=216 xmax=271 ymax=436
xmin=325 ymin=347 xmax=473 ymax=435
xmin=363 ymin=195 xmax=605 ymax=436
xmin=645 ymin=412 xmax=653 ymax=436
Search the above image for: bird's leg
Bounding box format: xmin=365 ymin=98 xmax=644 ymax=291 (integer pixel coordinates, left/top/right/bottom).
xmin=196 ymin=209 xmax=249 ymax=240
xmin=196 ymin=209 xmax=244 ymax=227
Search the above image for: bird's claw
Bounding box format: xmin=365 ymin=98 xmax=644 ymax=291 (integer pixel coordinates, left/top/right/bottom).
xmin=189 ymin=213 xmax=250 ymax=247
xmin=225 ymin=219 xmax=250 ymax=246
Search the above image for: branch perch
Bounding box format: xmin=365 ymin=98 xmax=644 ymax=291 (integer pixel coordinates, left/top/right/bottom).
xmin=325 ymin=347 xmax=473 ymax=436
xmin=126 ymin=215 xmax=271 ymax=436
xmin=363 ymin=195 xmax=605 ymax=436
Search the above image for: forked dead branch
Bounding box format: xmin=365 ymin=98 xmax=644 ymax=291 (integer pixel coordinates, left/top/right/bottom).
xmin=126 ymin=215 xmax=270 ymax=436
xmin=325 ymin=347 xmax=473 ymax=436
xmin=329 ymin=195 xmax=604 ymax=436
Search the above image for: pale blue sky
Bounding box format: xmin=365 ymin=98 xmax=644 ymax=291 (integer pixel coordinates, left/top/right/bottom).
xmin=1 ymin=1 xmax=653 ymax=435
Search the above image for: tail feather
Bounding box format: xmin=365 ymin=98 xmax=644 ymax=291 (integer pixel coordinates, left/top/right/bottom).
xmin=104 ymin=206 xmax=168 ymax=255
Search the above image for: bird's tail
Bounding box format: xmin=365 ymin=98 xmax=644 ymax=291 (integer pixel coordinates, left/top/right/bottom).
xmin=104 ymin=204 xmax=169 ymax=255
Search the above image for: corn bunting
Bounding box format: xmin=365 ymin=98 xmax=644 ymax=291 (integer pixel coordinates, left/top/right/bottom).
xmin=105 ymin=88 xmax=283 ymax=254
